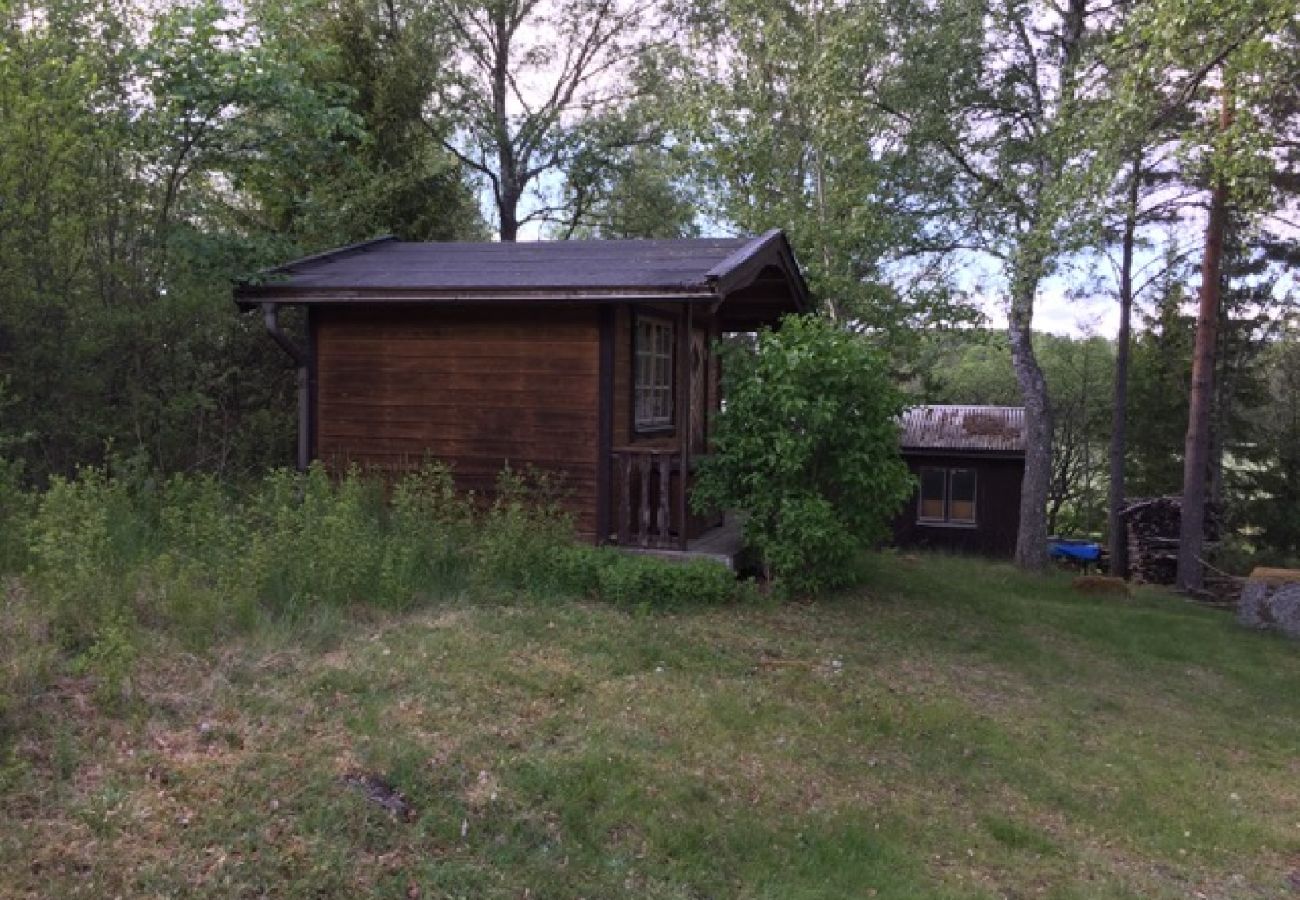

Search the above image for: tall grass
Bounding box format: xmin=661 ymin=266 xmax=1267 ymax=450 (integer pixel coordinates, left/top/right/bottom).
xmin=0 ymin=460 xmax=749 ymax=720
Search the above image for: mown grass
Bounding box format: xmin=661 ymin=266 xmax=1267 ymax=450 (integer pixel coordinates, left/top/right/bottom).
xmin=2 ymin=552 xmax=1299 ymax=898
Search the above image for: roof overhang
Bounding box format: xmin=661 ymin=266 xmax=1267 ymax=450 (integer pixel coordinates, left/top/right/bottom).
xmin=900 ymin=446 xmax=1027 ymax=460
xmin=232 ymin=230 xmax=811 ymax=329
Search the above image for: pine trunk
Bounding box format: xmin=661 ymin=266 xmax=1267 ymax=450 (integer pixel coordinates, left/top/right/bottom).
xmin=1176 ymin=91 xmax=1232 ymax=592
xmin=1108 ymin=160 xmax=1140 ymax=577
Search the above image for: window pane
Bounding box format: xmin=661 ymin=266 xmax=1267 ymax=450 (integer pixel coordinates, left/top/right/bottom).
xmin=949 ymin=469 xmax=976 ymax=522
xmin=919 ymin=469 xmax=946 ymax=520
xmin=634 ymin=317 xmax=674 ymax=429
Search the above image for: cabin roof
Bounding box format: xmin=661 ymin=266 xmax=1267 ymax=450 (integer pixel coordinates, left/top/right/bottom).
xmin=900 ymin=405 xmax=1026 ymax=455
xmin=233 ymin=231 xmax=810 ymax=321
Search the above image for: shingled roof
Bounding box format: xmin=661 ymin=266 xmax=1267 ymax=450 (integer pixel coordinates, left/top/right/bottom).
xmin=233 ymin=230 xmax=809 ymax=311
xmin=900 ymin=405 xmax=1026 ymax=454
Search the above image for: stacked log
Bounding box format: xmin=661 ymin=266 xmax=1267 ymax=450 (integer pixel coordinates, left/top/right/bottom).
xmin=1120 ymin=496 xmax=1223 ymax=587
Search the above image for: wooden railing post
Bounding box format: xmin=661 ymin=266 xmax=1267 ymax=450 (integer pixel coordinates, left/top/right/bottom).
xmin=638 ymin=455 xmax=651 ymax=548
xmin=617 ymin=453 xmax=631 ymax=546
xmin=658 ymin=454 xmax=671 ymax=548
xmin=611 ymin=448 xmax=685 ymax=549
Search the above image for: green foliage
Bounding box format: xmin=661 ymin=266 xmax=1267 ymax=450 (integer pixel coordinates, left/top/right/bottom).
xmin=470 ymin=467 xmax=754 ymax=607
xmin=473 ymin=467 xmax=581 ymax=597
xmin=71 ymin=614 xmax=137 ymax=708
xmin=694 ymin=315 xmax=913 ymax=595
xmin=923 ymin=328 xmax=1115 ymax=536
xmin=591 ymin=554 xmax=750 ymax=610
xmin=26 ymin=468 xmax=144 ymax=650
xmin=1243 ymin=327 xmax=1300 ymax=566
xmin=669 ymin=0 xmax=979 ymax=349
xmin=10 ymin=460 xmax=752 ymax=694
xmin=0 ymin=457 xmax=32 ymax=574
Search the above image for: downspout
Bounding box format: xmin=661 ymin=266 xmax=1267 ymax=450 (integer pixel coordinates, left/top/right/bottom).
xmin=262 ymin=302 xmax=310 ymax=471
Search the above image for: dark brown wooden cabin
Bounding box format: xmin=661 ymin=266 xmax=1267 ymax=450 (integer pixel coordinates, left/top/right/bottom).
xmin=234 ymin=231 xmax=809 ymax=549
xmin=891 ymin=405 xmax=1026 ymax=558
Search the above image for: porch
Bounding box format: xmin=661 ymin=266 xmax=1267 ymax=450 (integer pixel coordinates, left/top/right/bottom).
xmin=607 ymin=447 xmax=745 ymax=568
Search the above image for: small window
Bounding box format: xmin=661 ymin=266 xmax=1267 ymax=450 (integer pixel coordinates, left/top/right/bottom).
xmin=634 ymin=315 xmax=674 ymax=432
xmin=917 ymin=467 xmax=977 ymax=525
xmin=949 ymin=468 xmax=976 ymax=523
xmin=919 ymin=468 xmax=947 ymax=520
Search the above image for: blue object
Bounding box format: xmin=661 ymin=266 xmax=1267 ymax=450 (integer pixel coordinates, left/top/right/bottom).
xmin=1048 ymin=538 xmax=1102 ymax=562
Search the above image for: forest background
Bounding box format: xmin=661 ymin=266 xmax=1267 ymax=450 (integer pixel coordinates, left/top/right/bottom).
xmin=0 ymin=0 xmax=1295 ymax=571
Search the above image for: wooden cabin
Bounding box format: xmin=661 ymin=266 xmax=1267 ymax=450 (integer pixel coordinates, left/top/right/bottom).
xmin=892 ymin=405 xmax=1026 ymax=558
xmin=234 ymin=232 xmax=810 ymax=551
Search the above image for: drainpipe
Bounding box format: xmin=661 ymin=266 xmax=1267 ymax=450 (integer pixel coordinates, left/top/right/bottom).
xmin=262 ymin=302 xmax=310 ymax=471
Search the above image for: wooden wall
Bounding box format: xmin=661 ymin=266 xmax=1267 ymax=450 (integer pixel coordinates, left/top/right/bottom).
xmin=608 ymin=303 xmax=722 ymax=540
xmin=891 ymin=453 xmax=1025 ymax=558
xmin=313 ymin=304 xmax=601 ymax=536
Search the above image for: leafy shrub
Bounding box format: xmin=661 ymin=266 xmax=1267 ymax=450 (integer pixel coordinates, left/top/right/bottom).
xmin=594 ymin=554 xmax=749 ymax=609
xmin=245 ymin=465 xmax=389 ymax=615
xmin=9 ymin=457 xmax=755 ymax=679
xmin=473 ymin=466 xmax=579 ymax=596
xmin=72 ymin=613 xmax=137 ymax=707
xmin=693 ymin=314 xmax=914 ymax=596
xmin=379 ymin=462 xmax=474 ymax=605
xmin=26 ymin=467 xmax=144 ymax=649
xmin=0 ymin=458 xmax=32 ymax=573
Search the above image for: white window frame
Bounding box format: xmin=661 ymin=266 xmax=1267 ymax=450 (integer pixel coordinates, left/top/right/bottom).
xmin=634 ymin=314 xmax=675 ymax=433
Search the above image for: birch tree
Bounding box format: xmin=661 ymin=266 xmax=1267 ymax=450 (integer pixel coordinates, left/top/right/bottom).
xmin=430 ymin=0 xmax=661 ymax=240
xmin=870 ymin=0 xmax=1106 ymax=569
xmin=666 ymin=0 xmax=980 ymax=359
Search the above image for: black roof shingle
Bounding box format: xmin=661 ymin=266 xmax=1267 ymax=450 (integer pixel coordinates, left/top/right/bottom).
xmin=234 ymin=231 xmax=808 ymax=307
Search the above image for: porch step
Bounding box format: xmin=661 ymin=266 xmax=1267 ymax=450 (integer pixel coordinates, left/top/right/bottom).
xmin=613 ymin=516 xmax=746 ymax=571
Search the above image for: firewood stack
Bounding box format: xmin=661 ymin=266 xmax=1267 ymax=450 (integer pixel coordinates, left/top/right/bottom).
xmin=1120 ymin=496 xmax=1223 ymax=587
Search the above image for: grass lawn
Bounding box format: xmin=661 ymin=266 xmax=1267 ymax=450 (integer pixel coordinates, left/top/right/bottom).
xmin=2 ymin=552 xmax=1299 ymax=898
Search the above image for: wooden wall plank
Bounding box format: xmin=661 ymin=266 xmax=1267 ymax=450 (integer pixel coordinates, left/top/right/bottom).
xmin=315 ymin=304 xmax=601 ymax=534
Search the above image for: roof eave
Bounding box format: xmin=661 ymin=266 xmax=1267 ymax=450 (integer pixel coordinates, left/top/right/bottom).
xmin=233 ymin=285 xmax=721 ymax=310
xmin=900 ymin=446 xmax=1027 ymax=458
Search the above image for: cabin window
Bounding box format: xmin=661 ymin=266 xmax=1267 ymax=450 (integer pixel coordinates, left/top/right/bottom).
xmin=918 ymin=467 xmax=977 ymax=525
xmin=634 ymin=314 xmax=675 ymax=432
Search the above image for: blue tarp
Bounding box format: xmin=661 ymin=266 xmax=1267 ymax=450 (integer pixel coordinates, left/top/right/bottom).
xmin=1048 ymin=539 xmax=1102 ymax=562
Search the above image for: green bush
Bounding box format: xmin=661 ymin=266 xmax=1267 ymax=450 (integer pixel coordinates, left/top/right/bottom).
xmin=379 ymin=462 xmax=475 ymax=605
xmin=245 ymin=465 xmax=389 ymax=615
xmin=8 ymin=458 xmax=754 ymax=678
xmin=0 ymin=458 xmax=32 ymax=573
xmin=26 ymin=467 xmax=145 ymax=649
xmin=473 ymin=466 xmax=580 ymax=597
xmin=693 ymin=314 xmax=914 ymax=596
xmin=72 ymin=613 xmax=137 ymax=707
xmin=594 ymin=554 xmax=749 ymax=609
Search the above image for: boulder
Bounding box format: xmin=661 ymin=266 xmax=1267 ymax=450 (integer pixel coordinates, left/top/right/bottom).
xmin=1238 ymin=568 xmax=1300 ymax=639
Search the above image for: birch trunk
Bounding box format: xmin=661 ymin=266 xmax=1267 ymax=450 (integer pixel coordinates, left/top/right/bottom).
xmin=1009 ymin=248 xmax=1051 ymax=570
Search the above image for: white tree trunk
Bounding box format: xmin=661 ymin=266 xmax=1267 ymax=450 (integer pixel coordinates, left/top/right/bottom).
xmin=1009 ymin=247 xmax=1051 ymax=570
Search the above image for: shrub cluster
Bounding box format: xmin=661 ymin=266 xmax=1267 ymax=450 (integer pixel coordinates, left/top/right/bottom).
xmin=0 ymin=461 xmax=753 ymax=715
xmin=694 ymin=314 xmax=914 ymax=596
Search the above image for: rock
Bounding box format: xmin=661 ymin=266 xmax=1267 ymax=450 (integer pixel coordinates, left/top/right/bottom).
xmin=1238 ymin=569 xmax=1300 ymax=639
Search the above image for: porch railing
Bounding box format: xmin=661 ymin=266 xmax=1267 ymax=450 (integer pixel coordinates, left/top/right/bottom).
xmin=612 ymin=448 xmax=685 ymax=549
